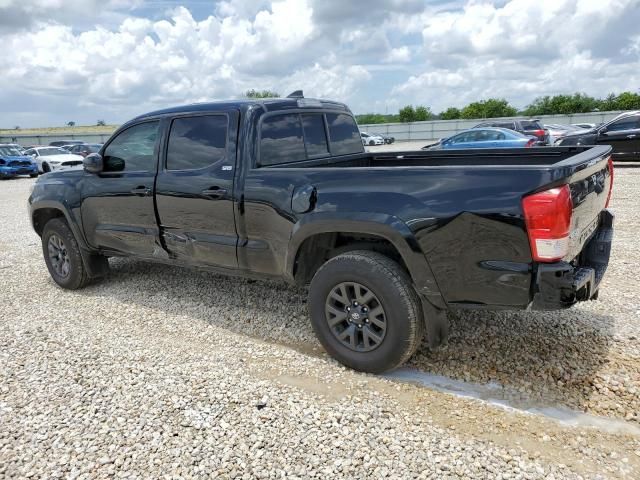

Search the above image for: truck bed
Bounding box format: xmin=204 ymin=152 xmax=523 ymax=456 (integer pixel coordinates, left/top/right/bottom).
xmin=268 ymin=146 xmax=608 ymax=169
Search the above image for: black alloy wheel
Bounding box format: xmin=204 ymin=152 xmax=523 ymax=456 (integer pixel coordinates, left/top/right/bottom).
xmin=325 ymin=281 xmax=387 ymax=352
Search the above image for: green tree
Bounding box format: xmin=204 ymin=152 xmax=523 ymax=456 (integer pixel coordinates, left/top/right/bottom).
xmin=523 ymin=93 xmax=600 ymax=116
xmin=245 ymin=89 xmax=280 ymax=98
xmin=609 ymin=91 xmax=640 ymax=110
xmin=398 ymin=105 xmax=416 ymax=123
xmin=14 ymin=125 xmax=20 ymax=130
xmin=67 ymin=121 xmax=76 ymax=127
xmin=96 ymin=119 xmax=106 ymax=126
xmin=356 ymin=113 xmax=387 ymax=124
xmin=440 ymin=107 xmax=461 ymax=120
xmin=414 ymin=105 xmax=433 ymax=121
xmin=461 ymin=99 xmax=517 ymax=119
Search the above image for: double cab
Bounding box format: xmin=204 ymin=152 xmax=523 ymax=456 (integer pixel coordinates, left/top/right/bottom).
xmin=29 ymin=93 xmax=614 ymax=373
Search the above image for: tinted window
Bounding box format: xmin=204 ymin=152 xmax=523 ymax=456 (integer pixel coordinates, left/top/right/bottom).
xmin=326 ymin=113 xmax=363 ymax=155
xmin=166 ymin=115 xmax=227 ymax=170
xmin=260 ymin=114 xmax=306 ymax=166
xmin=494 ymin=122 xmax=515 ymax=130
xmin=521 ymin=120 xmax=542 ymax=130
xmin=301 ymin=114 xmax=329 ymax=157
xmin=607 ymin=115 xmax=640 ymax=132
xmin=103 ymin=121 xmax=159 ymax=172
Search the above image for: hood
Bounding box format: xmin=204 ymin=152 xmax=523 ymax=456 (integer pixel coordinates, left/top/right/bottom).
xmin=0 ymin=154 xmax=36 ymax=163
xmin=39 ymin=153 xmax=84 ymax=161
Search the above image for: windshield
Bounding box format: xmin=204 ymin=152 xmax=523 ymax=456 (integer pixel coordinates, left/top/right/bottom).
xmin=37 ymin=147 xmax=68 ymax=156
xmin=0 ymin=146 xmax=24 ymax=156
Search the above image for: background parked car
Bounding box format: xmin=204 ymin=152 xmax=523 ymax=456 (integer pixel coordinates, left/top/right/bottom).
xmin=360 ymin=132 xmax=384 ymax=146
xmin=422 ymin=127 xmax=537 ymax=150
xmin=376 ymin=133 xmax=395 ymax=144
xmin=49 ymin=140 xmax=84 ymax=147
xmin=67 ymin=143 xmax=103 ymax=157
xmin=25 ymin=147 xmax=85 ymax=173
xmin=558 ymin=111 xmax=640 ymax=161
xmin=544 ymin=124 xmax=587 ymax=144
xmin=474 ymin=119 xmax=549 ymax=145
xmin=0 ymin=144 xmax=39 ymax=178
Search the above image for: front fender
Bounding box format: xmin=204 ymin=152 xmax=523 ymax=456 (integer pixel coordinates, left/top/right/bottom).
xmin=285 ymin=211 xmax=446 ymax=308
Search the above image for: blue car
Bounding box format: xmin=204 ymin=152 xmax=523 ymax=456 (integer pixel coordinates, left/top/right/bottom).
xmin=423 ymin=127 xmax=537 ymax=150
xmin=0 ymin=144 xmax=39 ymax=179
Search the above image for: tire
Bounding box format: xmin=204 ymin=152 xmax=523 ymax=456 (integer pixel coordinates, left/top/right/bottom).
xmin=42 ymin=163 xmax=51 ymax=173
xmin=308 ymin=250 xmax=424 ymax=373
xmin=30 ymin=173 xmax=39 ymax=178
xmin=42 ymin=218 xmax=91 ymax=290
xmin=369 ymin=140 xmax=375 ymax=146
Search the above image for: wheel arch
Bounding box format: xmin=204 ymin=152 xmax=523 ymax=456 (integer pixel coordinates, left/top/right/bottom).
xmin=285 ymin=212 xmax=446 ymax=308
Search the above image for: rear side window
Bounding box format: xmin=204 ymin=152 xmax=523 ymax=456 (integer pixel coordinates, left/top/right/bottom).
xmin=326 ymin=113 xmax=363 ymax=155
xmin=260 ymin=114 xmax=306 ymax=166
xmin=166 ymin=115 xmax=227 ymax=170
xmin=494 ymin=122 xmax=515 ymax=130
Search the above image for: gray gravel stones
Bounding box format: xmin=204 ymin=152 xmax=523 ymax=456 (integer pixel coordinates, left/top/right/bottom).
xmin=1 ymin=171 xmax=640 ymax=478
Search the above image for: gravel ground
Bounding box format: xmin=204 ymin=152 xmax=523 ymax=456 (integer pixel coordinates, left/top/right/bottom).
xmin=1 ymin=170 xmax=639 ymax=479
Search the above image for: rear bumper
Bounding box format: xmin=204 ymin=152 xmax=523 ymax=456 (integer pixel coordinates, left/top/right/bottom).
xmin=531 ymin=209 xmax=613 ymax=310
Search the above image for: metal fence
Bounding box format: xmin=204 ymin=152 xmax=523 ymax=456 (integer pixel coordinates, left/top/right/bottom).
xmin=359 ymin=110 xmax=628 ymax=142
xmin=0 ymin=133 xmax=112 ymax=146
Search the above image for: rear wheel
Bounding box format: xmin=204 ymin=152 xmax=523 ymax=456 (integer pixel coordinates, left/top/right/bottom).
xmin=309 ymin=251 xmax=423 ymax=373
xmin=30 ymin=173 xmax=38 ymax=178
xmin=42 ymin=218 xmax=91 ymax=290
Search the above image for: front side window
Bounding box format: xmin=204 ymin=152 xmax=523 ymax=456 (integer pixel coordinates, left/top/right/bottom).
xmin=326 ymin=113 xmax=363 ymax=155
xmin=167 ymin=115 xmax=227 ymax=170
xmin=103 ymin=121 xmax=159 ymax=172
xmin=607 ymin=115 xmax=640 ymax=132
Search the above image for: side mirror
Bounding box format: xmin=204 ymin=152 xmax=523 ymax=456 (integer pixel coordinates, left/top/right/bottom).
xmin=83 ymin=153 xmax=103 ymax=173
xmin=598 ymin=126 xmax=608 ymax=135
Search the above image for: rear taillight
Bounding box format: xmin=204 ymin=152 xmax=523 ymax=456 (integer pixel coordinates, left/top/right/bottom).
xmin=522 ymin=185 xmax=573 ymax=262
xmin=605 ymin=156 xmax=614 ymax=208
xmin=533 ymin=129 xmax=546 ymax=138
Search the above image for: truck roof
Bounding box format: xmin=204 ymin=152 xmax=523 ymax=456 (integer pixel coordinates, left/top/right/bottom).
xmin=133 ymin=97 xmax=351 ymax=122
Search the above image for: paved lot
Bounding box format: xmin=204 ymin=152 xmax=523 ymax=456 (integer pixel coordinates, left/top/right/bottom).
xmin=1 ymin=169 xmax=639 ymax=479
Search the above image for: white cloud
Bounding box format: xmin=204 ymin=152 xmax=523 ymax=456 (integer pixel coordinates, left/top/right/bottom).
xmin=1 ymin=0 xmax=639 ymax=126
xmin=391 ymin=0 xmax=640 ymax=111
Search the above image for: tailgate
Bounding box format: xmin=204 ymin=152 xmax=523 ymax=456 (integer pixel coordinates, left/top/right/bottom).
xmin=564 ymin=149 xmax=613 ymax=260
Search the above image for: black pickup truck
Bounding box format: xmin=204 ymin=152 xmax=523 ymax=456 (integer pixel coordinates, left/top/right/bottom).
xmin=29 ymin=93 xmax=614 ymax=373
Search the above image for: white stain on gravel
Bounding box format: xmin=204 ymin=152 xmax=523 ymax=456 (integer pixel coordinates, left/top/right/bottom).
xmin=386 ymin=367 xmax=640 ymax=436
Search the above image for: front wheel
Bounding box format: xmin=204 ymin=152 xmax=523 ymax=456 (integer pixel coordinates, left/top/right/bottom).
xmin=368 ymin=140 xmax=375 ymax=146
xmin=30 ymin=173 xmax=39 ymax=178
xmin=42 ymin=163 xmax=51 ymax=173
xmin=42 ymin=218 xmax=91 ymax=290
xmin=308 ymin=251 xmax=424 ymax=373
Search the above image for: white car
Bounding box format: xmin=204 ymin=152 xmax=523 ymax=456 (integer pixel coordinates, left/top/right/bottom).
xmin=361 ymin=131 xmax=384 ymax=146
xmin=25 ymin=147 xmax=84 ymax=173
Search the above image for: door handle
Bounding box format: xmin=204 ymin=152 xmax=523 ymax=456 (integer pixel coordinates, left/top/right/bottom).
xmin=201 ymin=187 xmax=228 ymax=199
xmin=131 ymin=186 xmax=152 ymax=196
xmin=626 ymin=134 xmax=637 ymax=139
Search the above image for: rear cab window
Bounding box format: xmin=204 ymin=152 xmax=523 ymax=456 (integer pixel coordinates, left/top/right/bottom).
xmin=258 ymin=111 xmax=362 ymax=166
xmin=521 ymin=120 xmax=542 ymax=131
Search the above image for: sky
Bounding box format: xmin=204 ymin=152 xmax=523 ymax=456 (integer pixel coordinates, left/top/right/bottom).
xmin=1 ymin=0 xmax=639 ymax=128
